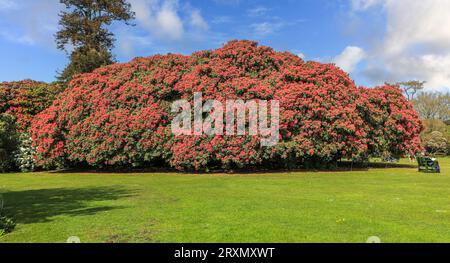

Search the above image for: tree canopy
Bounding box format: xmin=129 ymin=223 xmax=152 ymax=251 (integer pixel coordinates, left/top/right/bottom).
xmin=413 ymin=92 xmax=450 ymax=122
xmin=56 ymin=0 xmax=135 ymax=82
xmin=396 ymin=81 xmax=425 ymax=101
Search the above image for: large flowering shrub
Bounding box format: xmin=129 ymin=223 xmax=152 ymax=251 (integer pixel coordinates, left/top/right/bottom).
xmin=0 ymin=80 xmax=64 ymax=131
xmin=31 ymin=41 xmax=423 ymax=171
xmin=362 ymin=85 xmax=423 ymax=158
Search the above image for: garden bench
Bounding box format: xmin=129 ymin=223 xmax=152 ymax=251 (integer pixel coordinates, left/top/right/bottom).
xmin=417 ymin=157 xmax=441 ymax=173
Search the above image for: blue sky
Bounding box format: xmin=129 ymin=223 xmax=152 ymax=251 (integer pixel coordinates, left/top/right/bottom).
xmin=0 ymin=0 xmax=449 ymax=92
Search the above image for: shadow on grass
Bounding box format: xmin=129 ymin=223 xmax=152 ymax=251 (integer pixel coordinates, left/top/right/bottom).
xmin=366 ymin=162 xmax=418 ymax=169
xmin=330 ymin=161 xmax=417 ymax=170
xmin=1 ymin=186 xmax=136 ymax=224
xmin=48 ymin=161 xmax=418 ymax=175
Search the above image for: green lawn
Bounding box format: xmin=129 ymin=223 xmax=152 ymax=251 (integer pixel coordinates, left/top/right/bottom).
xmin=1 ymin=158 xmax=449 ymax=243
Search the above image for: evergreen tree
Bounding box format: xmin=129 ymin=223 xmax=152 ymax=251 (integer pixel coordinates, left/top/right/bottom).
xmin=56 ymin=0 xmax=135 ymax=82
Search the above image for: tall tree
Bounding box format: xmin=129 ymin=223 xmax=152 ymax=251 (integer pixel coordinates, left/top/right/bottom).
xmin=56 ymin=0 xmax=135 ymax=82
xmin=396 ymin=80 xmax=426 ymax=101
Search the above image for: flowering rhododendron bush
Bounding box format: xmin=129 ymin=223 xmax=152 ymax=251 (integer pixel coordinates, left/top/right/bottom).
xmin=31 ymin=41 xmax=423 ymax=171
xmin=0 ymin=80 xmax=63 ymax=131
xmin=361 ymin=85 xmax=423 ymax=158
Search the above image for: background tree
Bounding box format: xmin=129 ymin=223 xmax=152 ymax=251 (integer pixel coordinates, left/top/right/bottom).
xmin=413 ymin=92 xmax=450 ymax=122
xmin=396 ymin=80 xmax=426 ymax=101
xmin=417 ymin=102 xmax=450 ymax=156
xmin=421 ymin=119 xmax=448 ymax=135
xmin=423 ymin=131 xmax=448 ymax=155
xmin=56 ymin=0 xmax=135 ymax=83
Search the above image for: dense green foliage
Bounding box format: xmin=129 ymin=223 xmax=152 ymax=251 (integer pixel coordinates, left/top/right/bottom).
xmin=0 ymin=114 xmax=18 ymax=172
xmin=0 ymin=195 xmax=15 ymax=236
xmin=0 ymin=216 xmax=15 ymax=237
xmin=58 ymin=49 xmax=114 ymax=84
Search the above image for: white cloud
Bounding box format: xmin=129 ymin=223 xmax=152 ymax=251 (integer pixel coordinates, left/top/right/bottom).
xmin=129 ymin=0 xmax=209 ymax=40
xmin=214 ymin=0 xmax=240 ymax=6
xmin=351 ymin=0 xmax=384 ymax=11
xmin=0 ymin=31 xmax=34 ymax=45
xmin=383 ymin=1 xmax=450 ymax=56
xmin=248 ymin=6 xmax=269 ymax=17
xmin=352 ymin=0 xmax=450 ymax=92
xmin=129 ymin=0 xmax=153 ymax=25
xmin=248 ymin=11 xmax=304 ymax=38
xmin=119 ymin=0 xmax=211 ymax=57
xmin=190 ymin=9 xmax=208 ymax=31
xmin=156 ymin=3 xmax=183 ymax=39
xmin=420 ymin=54 xmax=450 ymax=89
xmin=116 ymin=30 xmax=153 ymax=58
xmin=250 ymin=22 xmax=284 ymax=37
xmin=375 ymin=54 xmax=450 ymax=93
xmin=297 ymin=53 xmax=305 ymax=59
xmin=0 ymin=0 xmax=18 ymax=10
xmin=333 ymin=46 xmax=366 ymax=73
xmin=0 ymin=0 xmax=61 ymax=47
xmin=129 ymin=0 xmax=184 ymax=40
xmin=212 ymin=16 xmax=232 ymax=24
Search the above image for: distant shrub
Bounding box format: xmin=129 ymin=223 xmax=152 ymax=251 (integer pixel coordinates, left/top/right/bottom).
xmin=31 ymin=40 xmax=424 ymax=171
xmin=420 ymin=119 xmax=449 ymax=156
xmin=0 ymin=80 xmax=62 ymax=172
xmin=14 ymin=133 xmax=36 ymax=172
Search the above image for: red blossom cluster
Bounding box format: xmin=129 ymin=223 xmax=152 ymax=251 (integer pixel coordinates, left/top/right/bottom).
xmin=30 ymin=40 xmax=423 ymax=170
xmin=0 ymin=80 xmax=63 ymax=131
